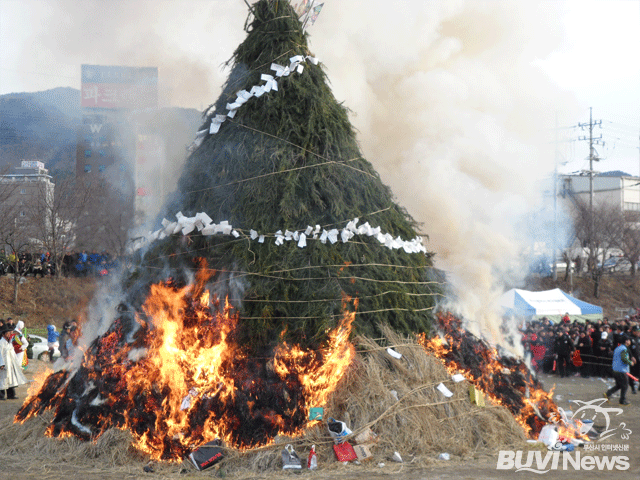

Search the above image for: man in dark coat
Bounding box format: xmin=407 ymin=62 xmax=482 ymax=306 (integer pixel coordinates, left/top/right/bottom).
xmin=576 ymin=331 xmax=593 ymax=378
xmin=554 ymin=328 xmax=575 ymax=378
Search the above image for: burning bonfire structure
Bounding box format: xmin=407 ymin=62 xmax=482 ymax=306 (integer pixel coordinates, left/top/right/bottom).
xmin=12 ymin=0 xmax=587 ymax=469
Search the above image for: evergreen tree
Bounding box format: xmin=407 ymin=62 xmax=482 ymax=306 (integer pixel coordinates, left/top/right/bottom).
xmin=135 ymin=0 xmax=442 ymax=349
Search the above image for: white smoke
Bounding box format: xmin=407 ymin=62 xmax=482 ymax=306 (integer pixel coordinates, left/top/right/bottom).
xmin=311 ymin=1 xmax=582 ymax=350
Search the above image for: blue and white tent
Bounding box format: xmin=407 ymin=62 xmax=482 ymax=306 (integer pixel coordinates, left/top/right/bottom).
xmin=500 ymin=288 xmax=603 ymax=323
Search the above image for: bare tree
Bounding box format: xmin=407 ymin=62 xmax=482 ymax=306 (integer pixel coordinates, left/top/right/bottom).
xmin=0 ymin=167 xmax=20 ymax=239
xmin=0 ymin=169 xmax=36 ymax=302
xmin=571 ymin=198 xmax=624 ymax=272
xmin=74 ymin=178 xmax=135 ymax=256
xmin=571 ymin=198 xmax=624 ymax=297
xmin=621 ymin=211 xmax=640 ymax=276
xmin=26 ymin=172 xmax=94 ymax=278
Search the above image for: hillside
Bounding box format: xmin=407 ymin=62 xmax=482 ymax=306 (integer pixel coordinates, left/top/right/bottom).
xmin=0 ymin=276 xmax=98 ymax=329
xmin=0 ymin=87 xmax=202 ymax=174
xmin=0 ymin=88 xmax=80 ymax=171
xmin=1 ymin=271 xmax=637 ymax=330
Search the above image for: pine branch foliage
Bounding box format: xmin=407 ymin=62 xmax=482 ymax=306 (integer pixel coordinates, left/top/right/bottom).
xmin=135 ymin=0 xmax=443 ymax=350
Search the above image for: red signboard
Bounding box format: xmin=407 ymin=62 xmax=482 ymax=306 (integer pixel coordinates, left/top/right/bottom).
xmin=81 ymin=65 xmax=158 ymax=110
xmin=82 ymin=83 xmax=157 ymax=109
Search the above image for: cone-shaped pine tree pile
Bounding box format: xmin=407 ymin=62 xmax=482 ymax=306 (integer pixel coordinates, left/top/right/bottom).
xmin=133 ymin=0 xmax=443 ymax=350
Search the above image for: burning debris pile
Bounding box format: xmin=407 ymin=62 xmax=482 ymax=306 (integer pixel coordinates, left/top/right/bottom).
xmin=16 ymin=265 xmax=356 ymax=461
xmin=7 ymin=0 xmax=576 ymax=471
xmin=13 ymin=0 xmax=442 ymax=466
xmin=418 ymin=312 xmax=559 ymax=438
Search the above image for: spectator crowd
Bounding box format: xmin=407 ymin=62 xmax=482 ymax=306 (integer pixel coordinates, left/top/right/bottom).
xmin=520 ymin=312 xmax=640 ymax=394
xmin=0 ymin=250 xmax=119 ymax=278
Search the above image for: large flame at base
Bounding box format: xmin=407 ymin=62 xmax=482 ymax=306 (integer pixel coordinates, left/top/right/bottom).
xmin=15 ymin=265 xmax=355 ymax=461
xmin=418 ymin=312 xmax=559 ymax=438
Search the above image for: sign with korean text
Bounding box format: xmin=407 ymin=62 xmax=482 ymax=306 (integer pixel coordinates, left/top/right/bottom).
xmin=81 ymin=65 xmax=158 ymax=110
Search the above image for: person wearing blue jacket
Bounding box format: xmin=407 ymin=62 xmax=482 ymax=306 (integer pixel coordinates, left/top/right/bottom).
xmin=605 ymin=335 xmax=636 ymax=405
xmin=46 ymin=324 xmax=60 ymax=363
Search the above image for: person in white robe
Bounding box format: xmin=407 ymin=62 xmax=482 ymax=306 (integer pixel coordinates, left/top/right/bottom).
xmin=12 ymin=320 xmax=29 ymax=368
xmin=0 ymin=326 xmax=27 ymax=400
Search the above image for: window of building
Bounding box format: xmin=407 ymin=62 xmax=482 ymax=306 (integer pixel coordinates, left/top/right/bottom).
xmin=624 ymin=202 xmax=640 ymax=211
xmin=20 ymin=188 xmax=26 ymax=194
xmin=84 ymin=164 xmax=92 ymax=173
xmin=99 ymin=164 xmax=106 ymax=172
xmin=84 ymin=149 xmax=92 ymax=158
xmin=19 ymin=211 xmax=25 ymax=217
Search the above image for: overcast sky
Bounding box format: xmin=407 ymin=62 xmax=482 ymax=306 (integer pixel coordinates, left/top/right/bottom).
xmin=1 ymin=0 xmax=637 ymax=174
xmin=1 ymin=0 xmax=639 ymax=332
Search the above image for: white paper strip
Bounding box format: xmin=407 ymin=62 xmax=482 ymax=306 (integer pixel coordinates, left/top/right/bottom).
xmin=340 ymin=229 xmax=354 ymax=243
xmin=227 ymin=109 xmax=237 ymax=119
xmin=209 ymin=122 xmax=221 ymax=134
xmin=271 ymin=63 xmax=286 ymax=76
xmin=386 ymin=348 xmax=402 ymax=359
xmin=451 ymin=374 xmax=465 ymax=383
xmin=297 ymin=233 xmax=307 ymax=248
xmin=437 ymin=383 xmax=453 ymax=398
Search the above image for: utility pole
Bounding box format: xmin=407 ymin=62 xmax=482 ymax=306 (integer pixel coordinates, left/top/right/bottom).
xmin=553 ymin=113 xmax=559 ymax=281
xmin=578 ymin=108 xmax=604 ymax=272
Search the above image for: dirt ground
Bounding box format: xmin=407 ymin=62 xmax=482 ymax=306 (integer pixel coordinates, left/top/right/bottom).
xmin=0 ymin=361 xmax=638 ymax=480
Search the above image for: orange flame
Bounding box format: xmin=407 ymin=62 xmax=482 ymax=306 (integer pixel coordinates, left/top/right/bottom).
xmin=15 ymin=265 xmax=356 ymax=461
xmin=418 ymin=312 xmax=559 ymax=438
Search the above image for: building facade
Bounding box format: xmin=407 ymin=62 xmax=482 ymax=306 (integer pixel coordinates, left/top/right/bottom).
xmin=560 ymin=172 xmax=640 ymax=213
xmin=0 ymin=160 xmax=55 ymax=248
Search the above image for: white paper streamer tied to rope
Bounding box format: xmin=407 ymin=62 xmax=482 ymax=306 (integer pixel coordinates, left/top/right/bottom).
xmin=204 ymin=55 xmax=319 ymax=136
xmin=188 ymin=53 xmax=320 ymax=151
xmin=141 ymin=213 xmax=428 ymax=256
